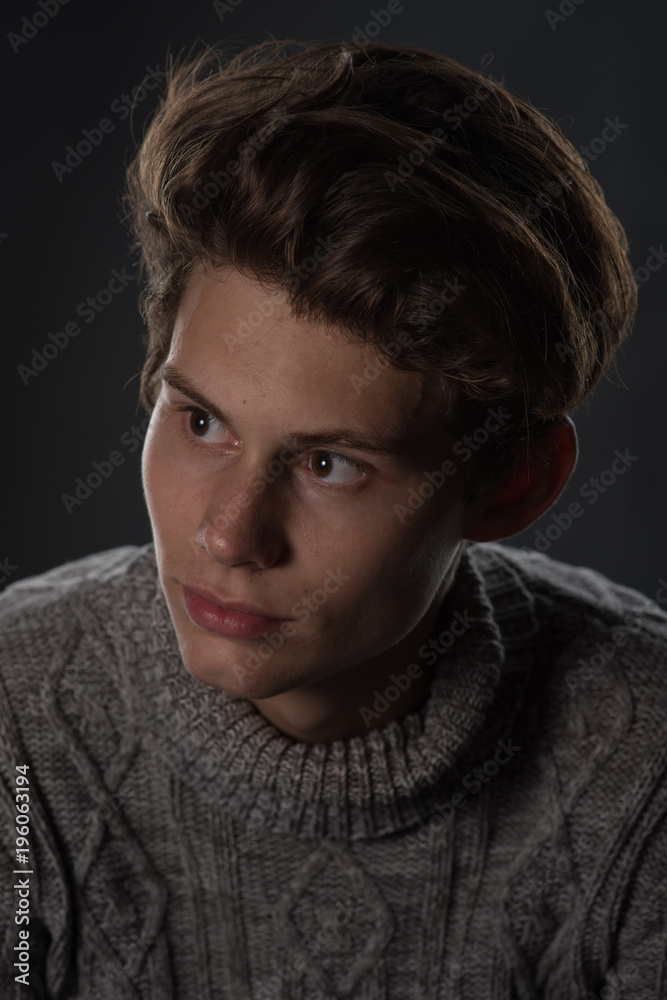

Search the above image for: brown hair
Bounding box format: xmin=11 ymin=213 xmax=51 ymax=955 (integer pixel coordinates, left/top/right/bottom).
xmin=122 ymin=37 xmax=637 ymax=502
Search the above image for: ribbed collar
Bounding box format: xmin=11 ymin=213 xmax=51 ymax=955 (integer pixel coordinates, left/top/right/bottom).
xmin=126 ymin=542 xmax=538 ymax=840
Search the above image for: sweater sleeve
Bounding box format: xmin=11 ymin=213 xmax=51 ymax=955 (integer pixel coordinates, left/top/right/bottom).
xmin=0 ymin=546 xmax=167 ymax=999
xmin=600 ymin=783 xmax=667 ymax=999
xmin=544 ymin=615 xmax=667 ymax=1000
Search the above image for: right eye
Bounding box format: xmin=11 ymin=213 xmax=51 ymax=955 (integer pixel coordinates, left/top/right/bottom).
xmin=179 ymin=406 xmax=230 ymax=447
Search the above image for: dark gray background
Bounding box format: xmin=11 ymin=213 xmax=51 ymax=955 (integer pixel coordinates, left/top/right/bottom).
xmin=3 ymin=0 xmax=665 ymax=598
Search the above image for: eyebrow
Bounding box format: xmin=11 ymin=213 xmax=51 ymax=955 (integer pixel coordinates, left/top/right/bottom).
xmin=159 ymin=361 xmax=409 ymax=457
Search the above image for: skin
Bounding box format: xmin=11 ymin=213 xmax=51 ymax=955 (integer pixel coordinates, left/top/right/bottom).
xmin=142 ymin=265 xmax=577 ymax=743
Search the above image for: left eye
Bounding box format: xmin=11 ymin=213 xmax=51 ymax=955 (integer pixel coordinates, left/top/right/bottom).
xmin=309 ymin=450 xmax=365 ymax=484
xmin=187 ymin=409 xmax=229 ymax=443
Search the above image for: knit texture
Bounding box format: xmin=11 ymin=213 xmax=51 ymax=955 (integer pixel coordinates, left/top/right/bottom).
xmin=0 ymin=541 xmax=666 ymax=999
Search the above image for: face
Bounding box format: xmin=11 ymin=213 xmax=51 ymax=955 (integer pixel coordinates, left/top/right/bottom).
xmin=141 ymin=266 xmax=469 ymax=704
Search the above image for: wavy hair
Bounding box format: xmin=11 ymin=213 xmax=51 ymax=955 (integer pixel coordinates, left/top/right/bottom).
xmin=122 ymin=37 xmax=637 ymax=501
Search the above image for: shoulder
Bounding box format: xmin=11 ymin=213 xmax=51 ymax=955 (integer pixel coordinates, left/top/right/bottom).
xmin=0 ymin=543 xmax=161 ymax=751
xmin=0 ymin=543 xmax=157 ymax=611
xmin=464 ymin=546 xmax=667 ymax=987
xmin=0 ymin=545 xmax=164 ymax=989
xmin=466 ymin=540 xmax=667 ymax=764
xmin=0 ymin=543 xmax=159 ymax=638
xmin=468 ymin=540 xmax=667 ymax=641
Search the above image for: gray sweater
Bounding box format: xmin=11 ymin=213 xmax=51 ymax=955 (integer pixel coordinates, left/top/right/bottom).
xmin=1 ymin=541 xmax=666 ymax=999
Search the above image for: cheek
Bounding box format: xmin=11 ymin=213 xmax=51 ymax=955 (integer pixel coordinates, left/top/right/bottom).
xmin=373 ymin=494 xmax=464 ymax=605
xmin=320 ymin=506 xmax=456 ymax=620
xmin=404 ymin=508 xmax=461 ymax=576
xmin=141 ymin=416 xmax=197 ymax=530
xmin=141 ymin=420 xmax=168 ymax=520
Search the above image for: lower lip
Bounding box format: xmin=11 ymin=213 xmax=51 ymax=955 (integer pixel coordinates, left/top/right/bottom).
xmin=182 ymin=587 xmax=288 ymax=640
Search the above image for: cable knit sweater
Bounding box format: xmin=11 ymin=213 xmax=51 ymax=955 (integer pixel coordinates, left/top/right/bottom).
xmin=1 ymin=541 xmax=666 ymax=1000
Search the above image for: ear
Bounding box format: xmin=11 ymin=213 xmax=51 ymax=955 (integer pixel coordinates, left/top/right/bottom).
xmin=462 ymin=416 xmax=578 ymax=542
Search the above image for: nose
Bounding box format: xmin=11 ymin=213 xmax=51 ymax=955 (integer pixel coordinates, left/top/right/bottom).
xmin=194 ymin=459 xmax=288 ymax=570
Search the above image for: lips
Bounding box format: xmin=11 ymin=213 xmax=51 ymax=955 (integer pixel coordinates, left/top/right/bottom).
xmin=183 ymin=582 xmax=288 ymax=620
xmin=180 ymin=583 xmax=292 ymax=640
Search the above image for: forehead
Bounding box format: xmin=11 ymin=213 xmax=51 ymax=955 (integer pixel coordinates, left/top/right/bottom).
xmin=169 ymin=266 xmax=454 ymax=461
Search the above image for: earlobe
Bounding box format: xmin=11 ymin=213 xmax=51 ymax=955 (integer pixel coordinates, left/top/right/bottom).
xmin=462 ymin=417 xmax=578 ymax=542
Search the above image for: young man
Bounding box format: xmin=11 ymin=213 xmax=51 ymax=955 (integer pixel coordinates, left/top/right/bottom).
xmin=1 ymin=37 xmax=665 ymax=999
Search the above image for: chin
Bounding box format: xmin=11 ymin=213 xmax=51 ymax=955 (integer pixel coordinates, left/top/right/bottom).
xmin=184 ymin=658 xmax=311 ymax=703
xmin=178 ymin=634 xmax=258 ymax=692
xmin=174 ymin=629 xmax=294 ymax=699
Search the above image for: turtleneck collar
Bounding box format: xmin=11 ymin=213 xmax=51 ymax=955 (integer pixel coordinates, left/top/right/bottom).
xmin=126 ymin=542 xmax=538 ymax=840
